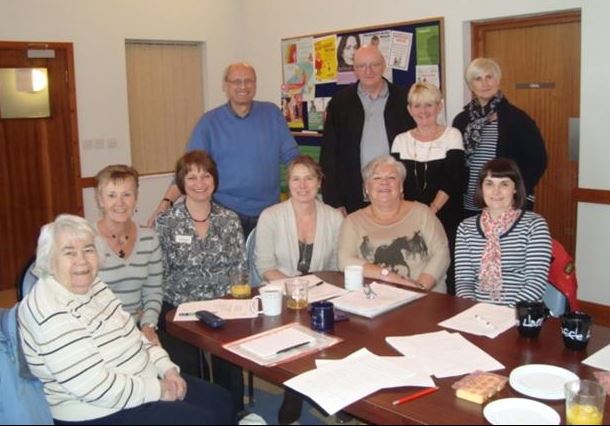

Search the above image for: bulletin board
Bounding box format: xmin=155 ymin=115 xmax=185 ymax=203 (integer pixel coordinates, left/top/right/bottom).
xmin=281 ymin=18 xmax=444 ymax=139
xmin=279 ymin=17 xmax=445 ymax=159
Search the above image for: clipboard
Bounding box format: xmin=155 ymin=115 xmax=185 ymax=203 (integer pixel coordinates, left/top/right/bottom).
xmin=224 ymin=322 xmax=342 ymax=366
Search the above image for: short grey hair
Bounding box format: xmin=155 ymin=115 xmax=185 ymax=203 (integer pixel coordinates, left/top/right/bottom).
xmin=465 ymin=57 xmax=502 ymax=87
xmin=222 ymin=62 xmax=257 ymax=83
xmin=362 ymin=155 xmax=407 ymax=184
xmin=34 ymin=214 xmax=103 ymax=278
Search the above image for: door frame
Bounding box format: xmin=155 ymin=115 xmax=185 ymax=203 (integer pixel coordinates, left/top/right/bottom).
xmin=0 ymin=40 xmax=83 ymax=213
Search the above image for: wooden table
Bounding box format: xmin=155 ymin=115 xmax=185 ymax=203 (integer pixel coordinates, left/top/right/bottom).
xmin=166 ymin=271 xmax=610 ymax=425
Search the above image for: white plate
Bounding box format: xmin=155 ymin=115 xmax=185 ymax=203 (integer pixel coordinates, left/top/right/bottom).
xmin=484 ymin=398 xmax=560 ymax=425
xmin=509 ymin=364 xmax=578 ymax=400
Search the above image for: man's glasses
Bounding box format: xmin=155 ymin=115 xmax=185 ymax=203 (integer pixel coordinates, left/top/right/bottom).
xmin=226 ymin=79 xmax=256 ymax=87
xmin=353 ymin=62 xmax=383 ymax=71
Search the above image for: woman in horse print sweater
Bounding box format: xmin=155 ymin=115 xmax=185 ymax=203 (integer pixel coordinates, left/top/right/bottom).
xmin=337 ymin=155 xmax=450 ymax=293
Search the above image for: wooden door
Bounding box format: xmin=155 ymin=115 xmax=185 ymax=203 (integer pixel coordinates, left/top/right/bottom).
xmin=0 ymin=42 xmax=82 ymax=290
xmin=472 ymin=11 xmax=581 ymax=255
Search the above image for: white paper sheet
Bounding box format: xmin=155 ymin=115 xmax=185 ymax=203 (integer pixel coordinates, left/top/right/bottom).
xmin=174 ymin=299 xmax=258 ymax=321
xmin=240 ymin=327 xmax=314 ymax=359
xmin=284 ymin=348 xmax=417 ymax=415
xmin=315 ymin=348 xmax=435 ymax=388
xmin=386 ymin=330 xmax=505 ymax=378
xmin=438 ymin=303 xmax=516 ymax=338
xmin=583 ymin=343 xmax=610 ymax=371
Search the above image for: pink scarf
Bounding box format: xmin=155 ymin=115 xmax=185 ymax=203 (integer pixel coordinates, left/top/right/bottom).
xmin=479 ymin=208 xmax=521 ymax=301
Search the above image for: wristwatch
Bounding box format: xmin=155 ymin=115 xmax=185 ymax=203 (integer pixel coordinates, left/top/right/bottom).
xmin=380 ymin=267 xmax=390 ymax=280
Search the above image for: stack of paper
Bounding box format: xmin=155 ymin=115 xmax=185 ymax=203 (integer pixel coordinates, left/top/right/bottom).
xmin=331 ymin=282 xmax=425 ymax=318
xmin=386 ymin=330 xmax=504 ymax=378
xmin=438 ymin=303 xmax=516 ymax=338
xmin=284 ymin=348 xmax=434 ymax=415
xmin=174 ymin=299 xmax=258 ymax=321
xmin=240 ymin=327 xmax=314 ymax=359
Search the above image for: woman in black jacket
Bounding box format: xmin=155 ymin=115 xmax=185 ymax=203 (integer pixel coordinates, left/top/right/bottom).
xmin=453 ymin=57 xmax=547 ymax=218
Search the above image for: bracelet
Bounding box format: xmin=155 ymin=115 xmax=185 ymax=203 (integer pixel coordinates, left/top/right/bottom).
xmin=162 ymin=198 xmax=174 ymax=207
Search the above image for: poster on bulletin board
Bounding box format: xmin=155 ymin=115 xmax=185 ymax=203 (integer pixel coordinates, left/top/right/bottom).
xmin=280 ymin=17 xmax=444 ymax=157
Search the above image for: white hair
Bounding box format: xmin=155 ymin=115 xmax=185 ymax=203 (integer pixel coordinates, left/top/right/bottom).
xmin=34 ymin=214 xmax=103 ymax=278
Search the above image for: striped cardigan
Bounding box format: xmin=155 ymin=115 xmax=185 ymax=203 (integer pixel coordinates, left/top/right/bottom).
xmin=97 ymin=226 xmax=163 ymax=328
xmin=455 ymin=210 xmax=552 ymax=306
xmin=18 ymin=276 xmax=176 ymax=422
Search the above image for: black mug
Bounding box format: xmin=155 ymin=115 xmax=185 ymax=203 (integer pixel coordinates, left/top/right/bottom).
xmin=561 ymin=311 xmax=592 ymax=350
xmin=515 ymin=300 xmax=546 ymax=338
xmin=310 ymin=301 xmax=334 ymax=333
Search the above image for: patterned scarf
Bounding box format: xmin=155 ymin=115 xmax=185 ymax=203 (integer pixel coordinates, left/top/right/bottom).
xmin=463 ymin=91 xmax=504 ymax=166
xmin=479 ymin=208 xmax=521 ymax=301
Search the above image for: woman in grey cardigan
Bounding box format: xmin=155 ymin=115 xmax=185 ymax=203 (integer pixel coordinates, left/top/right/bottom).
xmin=255 ymin=155 xmax=343 ymax=281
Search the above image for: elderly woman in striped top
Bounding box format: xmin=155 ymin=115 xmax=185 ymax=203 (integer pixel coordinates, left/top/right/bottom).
xmin=95 ymin=165 xmax=163 ymax=345
xmin=454 ymin=159 xmax=552 ymax=306
xmin=18 ymin=214 xmax=234 ymax=424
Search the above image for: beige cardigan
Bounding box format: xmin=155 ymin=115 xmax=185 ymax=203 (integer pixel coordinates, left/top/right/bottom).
xmin=255 ymin=198 xmax=343 ymax=277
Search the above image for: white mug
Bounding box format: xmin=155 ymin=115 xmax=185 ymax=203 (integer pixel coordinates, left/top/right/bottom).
xmin=252 ymin=288 xmax=283 ymax=316
xmin=344 ymin=265 xmax=364 ymax=291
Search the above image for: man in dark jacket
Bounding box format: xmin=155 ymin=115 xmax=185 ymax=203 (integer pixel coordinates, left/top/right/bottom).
xmin=320 ymin=45 xmax=415 ymax=214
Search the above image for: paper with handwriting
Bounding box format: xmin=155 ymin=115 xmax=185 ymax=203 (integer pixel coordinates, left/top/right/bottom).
xmin=386 ymin=330 xmax=504 ymax=378
xmin=284 ymin=348 xmax=421 ymax=415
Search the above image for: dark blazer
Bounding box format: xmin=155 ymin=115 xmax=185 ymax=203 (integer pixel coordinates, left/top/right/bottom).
xmin=452 ymin=97 xmax=547 ymax=198
xmin=320 ymin=80 xmax=415 ymax=213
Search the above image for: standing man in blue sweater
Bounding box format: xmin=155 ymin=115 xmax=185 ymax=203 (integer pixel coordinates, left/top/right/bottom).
xmin=150 ymin=62 xmax=299 ymax=237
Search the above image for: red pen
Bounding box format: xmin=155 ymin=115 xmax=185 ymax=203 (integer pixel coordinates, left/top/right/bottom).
xmin=392 ymin=387 xmax=439 ymax=406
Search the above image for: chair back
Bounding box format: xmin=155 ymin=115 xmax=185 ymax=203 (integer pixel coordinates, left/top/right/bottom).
xmin=17 ymin=257 xmax=37 ymax=302
xmin=544 ymin=239 xmax=579 ymax=316
xmin=0 ymin=306 xmax=53 ymax=424
xmin=245 ymin=228 xmax=263 ymax=287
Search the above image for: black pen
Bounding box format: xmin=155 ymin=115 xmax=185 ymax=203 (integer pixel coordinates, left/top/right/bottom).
xmin=310 ymin=280 xmax=324 ymax=288
xmin=178 ymin=312 xmax=195 ymax=317
xmin=275 ymin=341 xmax=310 ymax=355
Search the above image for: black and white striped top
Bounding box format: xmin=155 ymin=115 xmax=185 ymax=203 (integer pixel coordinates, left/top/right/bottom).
xmin=455 ymin=210 xmax=552 ymax=306
xmin=464 ymin=122 xmax=498 ymax=211
xmin=18 ymin=277 xmax=176 ymax=421
xmin=97 ymin=227 xmax=163 ymax=328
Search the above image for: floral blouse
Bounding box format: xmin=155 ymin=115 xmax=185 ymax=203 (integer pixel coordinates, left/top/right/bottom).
xmin=156 ymin=202 xmax=246 ymax=306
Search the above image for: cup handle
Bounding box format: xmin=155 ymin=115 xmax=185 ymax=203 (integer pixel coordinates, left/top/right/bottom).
xmin=251 ymin=296 xmax=263 ymax=314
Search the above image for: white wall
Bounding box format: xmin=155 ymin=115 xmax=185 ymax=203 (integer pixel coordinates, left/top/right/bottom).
xmin=2 ymin=0 xmax=609 ymax=303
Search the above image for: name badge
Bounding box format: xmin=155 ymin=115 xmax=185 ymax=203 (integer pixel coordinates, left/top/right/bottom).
xmin=175 ymin=235 xmax=192 ymax=244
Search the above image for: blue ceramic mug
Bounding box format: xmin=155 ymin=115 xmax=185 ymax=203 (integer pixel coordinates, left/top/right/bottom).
xmin=310 ymin=301 xmax=334 ymax=333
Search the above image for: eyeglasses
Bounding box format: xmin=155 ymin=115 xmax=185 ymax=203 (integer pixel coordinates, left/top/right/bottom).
xmin=226 ymin=78 xmax=256 ymax=87
xmin=353 ymin=62 xmax=384 ymax=71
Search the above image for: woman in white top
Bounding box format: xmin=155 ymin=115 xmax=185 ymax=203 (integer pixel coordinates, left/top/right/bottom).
xmin=255 ymin=154 xmax=343 ymax=280
xmin=391 ymin=82 xmax=464 ymax=294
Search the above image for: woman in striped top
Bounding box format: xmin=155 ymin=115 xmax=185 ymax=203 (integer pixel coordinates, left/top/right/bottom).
xmin=452 ymin=58 xmax=547 ymax=218
xmin=18 ymin=214 xmax=235 ymax=424
xmin=455 ymin=159 xmax=552 ymax=306
xmin=95 ymin=165 xmax=163 ymax=346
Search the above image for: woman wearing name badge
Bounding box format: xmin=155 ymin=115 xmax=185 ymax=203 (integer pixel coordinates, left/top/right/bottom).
xmin=18 ymin=214 xmax=235 ymax=425
xmin=391 ymin=82 xmax=464 ymax=294
xmin=454 ymin=158 xmax=552 ymax=306
xmin=338 ymin=155 xmax=450 ymax=292
xmin=95 ymin=164 xmax=163 ymax=346
xmin=452 ymin=57 xmax=547 ymax=218
xmin=155 ymin=150 xmax=247 ymax=413
xmin=255 ymin=154 xmax=343 ymax=281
